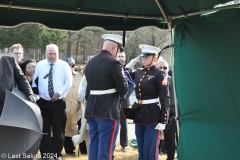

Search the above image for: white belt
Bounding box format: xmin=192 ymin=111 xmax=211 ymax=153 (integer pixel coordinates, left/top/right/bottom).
xmin=90 ymin=88 xmax=117 ymax=95
xmin=136 ymin=98 xmax=159 ymax=105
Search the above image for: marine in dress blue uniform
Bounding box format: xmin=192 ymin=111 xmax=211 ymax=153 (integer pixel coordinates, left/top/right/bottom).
xmin=123 ymin=44 xmax=170 ymax=160
xmin=84 ymin=34 xmax=128 ymax=160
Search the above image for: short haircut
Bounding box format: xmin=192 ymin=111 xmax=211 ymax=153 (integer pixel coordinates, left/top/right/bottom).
xmin=157 ymin=60 xmax=169 ymax=68
xmin=10 ymin=44 xmax=23 ymax=53
xmin=117 ymin=50 xmax=125 ymax=55
xmin=46 ymin=44 xmax=59 ymax=55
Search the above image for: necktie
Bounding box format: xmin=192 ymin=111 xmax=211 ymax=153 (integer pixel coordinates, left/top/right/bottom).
xmin=48 ymin=64 xmax=54 ymax=97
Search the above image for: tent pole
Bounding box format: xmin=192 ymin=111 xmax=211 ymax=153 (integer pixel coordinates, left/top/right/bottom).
xmin=0 ymin=4 xmax=165 ymax=20
xmin=168 ymin=20 xmax=180 ymax=140
xmin=155 ymin=0 xmax=180 ymax=139
xmin=171 ymin=3 xmax=240 ymax=20
xmin=155 ymin=0 xmax=169 ymax=23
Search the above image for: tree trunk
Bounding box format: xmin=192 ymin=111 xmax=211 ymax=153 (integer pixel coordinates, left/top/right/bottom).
xmin=75 ymin=40 xmax=80 ymax=64
xmin=66 ymin=31 xmax=73 ymax=58
xmin=151 ymin=27 xmax=155 ymax=46
xmin=82 ymin=44 xmax=86 ymax=63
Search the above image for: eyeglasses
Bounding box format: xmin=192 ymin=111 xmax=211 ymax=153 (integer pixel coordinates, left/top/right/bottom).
xmin=159 ymin=66 xmax=168 ymax=70
xmin=69 ymin=64 xmax=75 ymax=68
xmin=13 ymin=53 xmax=22 ymax=55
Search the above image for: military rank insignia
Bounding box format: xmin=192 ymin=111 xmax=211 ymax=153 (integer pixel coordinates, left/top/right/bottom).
xmin=162 ymin=78 xmax=167 ymax=86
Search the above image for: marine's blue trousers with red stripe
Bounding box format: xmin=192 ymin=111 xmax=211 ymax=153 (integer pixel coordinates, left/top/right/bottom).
xmin=135 ymin=124 xmax=161 ymax=160
xmin=87 ymin=117 xmax=119 ymax=160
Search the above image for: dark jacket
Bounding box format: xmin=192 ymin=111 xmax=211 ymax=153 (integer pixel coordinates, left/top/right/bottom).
xmin=85 ymin=50 xmax=128 ymax=120
xmin=0 ymin=56 xmax=33 ymax=115
xmin=123 ymin=65 xmax=170 ymax=125
xmin=168 ymin=76 xmax=175 ymax=117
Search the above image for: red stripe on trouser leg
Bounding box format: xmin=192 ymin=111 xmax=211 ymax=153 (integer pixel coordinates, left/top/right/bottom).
xmin=109 ymin=120 xmax=117 ymax=160
xmin=155 ymin=130 xmax=161 ymax=160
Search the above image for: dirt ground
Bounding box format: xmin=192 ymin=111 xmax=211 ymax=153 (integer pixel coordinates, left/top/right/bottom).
xmin=35 ymin=139 xmax=177 ymax=160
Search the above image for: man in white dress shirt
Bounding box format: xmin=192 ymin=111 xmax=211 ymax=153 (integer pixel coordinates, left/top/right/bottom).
xmin=32 ymin=44 xmax=72 ymax=160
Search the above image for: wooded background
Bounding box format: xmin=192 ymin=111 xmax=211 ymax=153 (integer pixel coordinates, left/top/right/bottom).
xmin=0 ymin=23 xmax=172 ymax=66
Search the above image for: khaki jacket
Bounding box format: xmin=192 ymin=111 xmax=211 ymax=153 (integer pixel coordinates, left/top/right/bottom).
xmin=65 ymin=71 xmax=82 ymax=137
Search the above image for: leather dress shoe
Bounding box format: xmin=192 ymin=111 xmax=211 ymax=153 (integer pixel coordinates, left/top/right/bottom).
xmin=66 ymin=152 xmax=75 ymax=156
xmin=54 ymin=156 xmax=61 ymax=160
xmin=121 ymin=147 xmax=126 ymax=152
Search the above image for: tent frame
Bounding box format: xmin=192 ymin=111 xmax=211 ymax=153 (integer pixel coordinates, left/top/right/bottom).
xmin=171 ymin=3 xmax=240 ymax=20
xmin=155 ymin=1 xmax=240 ymax=138
xmin=0 ymin=3 xmax=164 ymax=20
xmin=1 ymin=2 xmax=240 ymax=22
xmin=155 ymin=0 xmax=180 ymax=137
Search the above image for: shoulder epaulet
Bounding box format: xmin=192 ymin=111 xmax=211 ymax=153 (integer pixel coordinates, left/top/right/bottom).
xmin=162 ymin=77 xmax=168 ymax=86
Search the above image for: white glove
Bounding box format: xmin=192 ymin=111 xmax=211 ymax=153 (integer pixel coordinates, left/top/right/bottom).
xmin=72 ymin=133 xmax=85 ymax=146
xmin=72 ymin=134 xmax=81 ymax=146
xmin=155 ymin=123 xmax=166 ymax=130
xmin=126 ymin=56 xmax=140 ymax=68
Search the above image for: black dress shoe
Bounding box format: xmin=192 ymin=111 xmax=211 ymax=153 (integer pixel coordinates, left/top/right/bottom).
xmin=121 ymin=147 xmax=126 ymax=152
xmin=66 ymin=152 xmax=75 ymax=156
xmin=54 ymin=156 xmax=62 ymax=160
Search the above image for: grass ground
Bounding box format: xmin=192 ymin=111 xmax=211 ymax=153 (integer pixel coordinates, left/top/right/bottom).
xmin=35 ymin=140 xmax=177 ymax=160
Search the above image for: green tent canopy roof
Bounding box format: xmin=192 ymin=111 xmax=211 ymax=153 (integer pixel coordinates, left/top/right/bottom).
xmin=0 ymin=0 xmax=233 ymax=30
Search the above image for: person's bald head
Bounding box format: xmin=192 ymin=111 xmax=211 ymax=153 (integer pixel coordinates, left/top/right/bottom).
xmin=102 ymin=40 xmax=119 ymax=57
xmin=156 ymin=60 xmax=169 ymax=75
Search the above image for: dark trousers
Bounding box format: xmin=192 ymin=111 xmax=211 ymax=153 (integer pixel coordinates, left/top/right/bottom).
xmin=77 ymin=118 xmax=88 ymax=154
xmin=135 ymin=124 xmax=160 ymax=160
xmin=64 ymin=137 xmax=75 ymax=153
xmin=159 ymin=120 xmax=178 ymax=160
xmin=159 ymin=106 xmax=177 ymax=160
xmin=120 ymin=109 xmax=128 ymax=147
xmin=119 ymin=86 xmax=134 ymax=148
xmin=87 ymin=117 xmax=119 ymax=160
xmin=37 ymin=98 xmax=67 ymax=157
xmin=164 ymin=120 xmax=177 ymax=160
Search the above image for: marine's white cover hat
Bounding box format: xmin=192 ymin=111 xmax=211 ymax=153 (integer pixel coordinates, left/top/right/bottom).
xmin=139 ymin=44 xmax=161 ymax=56
xmin=101 ymin=34 xmax=127 ymax=46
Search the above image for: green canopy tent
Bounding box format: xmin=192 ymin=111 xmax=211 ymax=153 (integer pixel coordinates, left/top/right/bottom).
xmin=1 ymin=0 xmax=238 ymax=30
xmin=174 ymin=9 xmax=240 ymax=159
xmin=1 ymin=0 xmax=240 ymax=159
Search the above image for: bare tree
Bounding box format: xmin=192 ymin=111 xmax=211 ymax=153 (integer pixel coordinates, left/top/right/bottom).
xmin=115 ymin=26 xmax=170 ymax=65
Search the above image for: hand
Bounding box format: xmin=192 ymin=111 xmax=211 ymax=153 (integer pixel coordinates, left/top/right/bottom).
xmin=126 ymin=56 xmax=140 ymax=68
xmin=155 ymin=123 xmax=166 ymax=130
xmin=51 ymin=93 xmax=60 ymax=102
xmin=29 ymin=95 xmax=35 ymax=102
